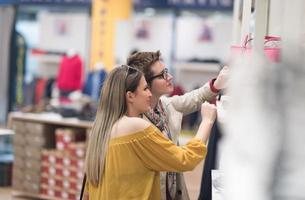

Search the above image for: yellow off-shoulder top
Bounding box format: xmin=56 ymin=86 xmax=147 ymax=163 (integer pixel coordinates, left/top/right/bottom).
xmin=86 ymin=125 xmax=206 ymax=200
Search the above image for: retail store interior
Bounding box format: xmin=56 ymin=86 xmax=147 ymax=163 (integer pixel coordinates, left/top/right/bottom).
xmin=1 ymin=0 xmax=305 ymax=200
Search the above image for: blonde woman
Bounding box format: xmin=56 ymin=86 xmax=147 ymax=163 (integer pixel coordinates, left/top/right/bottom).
xmin=84 ymin=65 xmax=216 ymax=200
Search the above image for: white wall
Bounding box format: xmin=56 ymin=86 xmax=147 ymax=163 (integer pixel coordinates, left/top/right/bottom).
xmin=16 ymin=20 xmax=39 ymax=82
xmin=0 ymin=6 xmax=15 ymax=124
xmin=115 ymin=15 xmax=174 ymax=67
xmin=37 ymin=11 xmax=91 ymax=77
xmin=175 ymin=15 xmax=233 ymax=62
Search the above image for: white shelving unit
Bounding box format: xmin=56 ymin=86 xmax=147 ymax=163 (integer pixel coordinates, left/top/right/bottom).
xmin=174 ymin=62 xmax=220 ymax=92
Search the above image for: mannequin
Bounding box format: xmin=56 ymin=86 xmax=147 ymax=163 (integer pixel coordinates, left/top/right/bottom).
xmin=66 ymin=48 xmax=76 ymax=58
xmin=83 ymin=62 xmax=107 ymax=101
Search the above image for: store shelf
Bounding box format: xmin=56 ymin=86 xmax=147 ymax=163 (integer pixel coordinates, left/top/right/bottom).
xmin=174 ymin=62 xmax=220 ymax=91
xmin=9 ymin=112 xmax=91 ymax=200
xmin=0 ymin=129 xmax=14 ymax=136
xmin=174 ymin=62 xmax=220 ymax=72
xmin=8 ymin=112 xmax=92 ymax=129
xmin=32 ymin=54 xmax=62 ymax=64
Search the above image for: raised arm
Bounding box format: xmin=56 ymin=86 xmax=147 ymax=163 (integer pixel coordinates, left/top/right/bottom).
xmin=131 ymin=102 xmax=216 ymax=172
xmin=167 ymin=66 xmax=228 ymax=115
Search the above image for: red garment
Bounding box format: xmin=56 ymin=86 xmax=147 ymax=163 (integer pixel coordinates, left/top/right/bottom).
xmin=209 ymin=78 xmax=219 ymax=105
xmin=35 ymin=78 xmax=47 ymax=104
xmin=169 ymin=85 xmax=185 ymax=97
xmin=56 ymin=55 xmax=83 ymax=91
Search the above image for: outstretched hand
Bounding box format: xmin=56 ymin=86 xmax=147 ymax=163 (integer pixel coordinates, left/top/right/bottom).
xmin=201 ymin=102 xmax=217 ymax=124
xmin=213 ymin=66 xmax=229 ymax=90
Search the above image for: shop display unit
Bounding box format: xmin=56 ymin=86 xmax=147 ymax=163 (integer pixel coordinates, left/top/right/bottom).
xmin=8 ymin=112 xmax=92 ymax=200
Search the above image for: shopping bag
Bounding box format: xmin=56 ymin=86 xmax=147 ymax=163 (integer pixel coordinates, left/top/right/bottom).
xmin=230 ymin=35 xmax=281 ymax=63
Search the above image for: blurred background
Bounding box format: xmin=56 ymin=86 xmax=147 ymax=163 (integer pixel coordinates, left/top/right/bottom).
xmin=1 ymin=0 xmax=303 ymax=200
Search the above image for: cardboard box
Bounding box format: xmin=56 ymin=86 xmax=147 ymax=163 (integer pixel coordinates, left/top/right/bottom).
xmin=24 ymin=170 xmax=41 ymax=183
xmin=12 ymin=178 xmax=23 ymax=190
xmin=25 ymin=132 xmax=55 ymax=148
xmin=42 ymin=150 xmax=61 ymax=165
xmin=14 ymin=145 xmax=26 ymax=158
xmin=41 ymin=184 xmax=79 ymax=199
xmin=24 ymin=146 xmax=42 ymax=160
xmin=41 ymin=175 xmax=82 ymax=191
xmin=41 ymin=164 xmax=84 ymax=180
xmin=55 ymin=129 xmax=85 ymax=151
xmin=24 ymin=159 xmax=41 ymax=170
xmin=41 ymin=150 xmax=77 ymax=167
xmin=55 ymin=157 xmax=84 ymax=169
xmin=12 ymin=121 xmax=27 ymax=133
xmin=25 ymin=122 xmax=45 ymax=134
xmin=14 ymin=133 xmax=26 ymax=146
xmin=68 ymin=142 xmax=86 ymax=158
xmin=23 ymin=181 xmax=40 ymax=194
xmin=14 ymin=157 xmax=25 ymax=168
xmin=12 ymin=166 xmax=24 ymax=180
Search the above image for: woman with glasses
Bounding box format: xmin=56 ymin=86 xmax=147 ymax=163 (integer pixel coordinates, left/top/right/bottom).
xmin=127 ymin=51 xmax=228 ymax=200
xmin=83 ymin=65 xmax=217 ymax=200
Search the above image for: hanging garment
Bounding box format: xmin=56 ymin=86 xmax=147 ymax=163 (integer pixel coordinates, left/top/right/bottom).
xmin=56 ymin=55 xmax=83 ymax=91
xmin=9 ymin=31 xmax=27 ymax=109
xmin=34 ymin=78 xmax=48 ymax=104
xmin=83 ymin=69 xmax=107 ymax=101
xmin=198 ymin=121 xmax=222 ymax=200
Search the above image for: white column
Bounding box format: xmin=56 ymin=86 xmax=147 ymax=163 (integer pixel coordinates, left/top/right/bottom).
xmin=232 ymin=0 xmax=242 ymax=45
xmin=240 ymin=0 xmax=253 ymax=44
xmin=253 ymin=0 xmax=269 ymax=52
xmin=0 ymin=6 xmax=16 ymax=124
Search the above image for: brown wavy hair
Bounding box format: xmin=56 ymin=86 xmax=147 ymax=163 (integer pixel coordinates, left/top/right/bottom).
xmin=127 ymin=50 xmax=161 ymax=84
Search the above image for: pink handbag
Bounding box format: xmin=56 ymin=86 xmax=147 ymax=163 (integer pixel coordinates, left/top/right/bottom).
xmin=230 ymin=35 xmax=281 ymax=63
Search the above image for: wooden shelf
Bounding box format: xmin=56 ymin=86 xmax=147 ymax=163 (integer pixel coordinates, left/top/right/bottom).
xmin=32 ymin=54 xmax=62 ymax=64
xmin=10 ymin=112 xmax=90 ymax=200
xmin=174 ymin=62 xmax=220 ymax=72
xmin=8 ymin=112 xmax=92 ymax=129
xmin=174 ymin=62 xmax=220 ymax=91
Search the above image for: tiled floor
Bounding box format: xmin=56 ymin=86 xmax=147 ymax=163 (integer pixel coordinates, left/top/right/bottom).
xmin=0 ymin=187 xmax=34 ymax=200
xmin=182 ymin=132 xmax=205 ymax=200
xmin=185 ymin=160 xmax=204 ymax=200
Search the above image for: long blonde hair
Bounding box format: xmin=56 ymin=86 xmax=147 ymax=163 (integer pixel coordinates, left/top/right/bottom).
xmin=84 ymin=65 xmax=142 ymax=186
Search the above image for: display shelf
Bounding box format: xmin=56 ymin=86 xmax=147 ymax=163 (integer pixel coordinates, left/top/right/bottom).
xmin=174 ymin=62 xmax=220 ymax=91
xmin=8 ymin=112 xmax=92 ymax=129
xmin=0 ymin=129 xmax=14 ymax=136
xmin=32 ymin=54 xmax=62 ymax=64
xmin=9 ymin=112 xmax=92 ymax=200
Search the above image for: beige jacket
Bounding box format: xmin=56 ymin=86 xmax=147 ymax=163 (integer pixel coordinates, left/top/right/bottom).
xmin=150 ymin=82 xmax=218 ymax=200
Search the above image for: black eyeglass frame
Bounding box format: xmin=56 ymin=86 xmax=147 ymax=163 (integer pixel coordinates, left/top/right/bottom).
xmin=148 ymin=68 xmax=169 ymax=82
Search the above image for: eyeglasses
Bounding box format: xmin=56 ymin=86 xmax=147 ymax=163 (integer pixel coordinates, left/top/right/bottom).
xmin=148 ymin=68 xmax=169 ymax=82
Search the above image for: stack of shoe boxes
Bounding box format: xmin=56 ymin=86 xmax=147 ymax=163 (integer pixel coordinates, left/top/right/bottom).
xmin=40 ymin=128 xmax=86 ymax=199
xmin=12 ymin=121 xmax=54 ymax=194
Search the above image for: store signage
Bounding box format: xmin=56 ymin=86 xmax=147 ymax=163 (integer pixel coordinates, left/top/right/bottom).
xmin=18 ymin=0 xmax=90 ymax=4
xmin=3 ymin=0 xmax=232 ymax=8
xmin=90 ymin=0 xmax=131 ymax=71
xmin=0 ymin=0 xmax=19 ymax=4
xmin=133 ymin=0 xmax=233 ymax=10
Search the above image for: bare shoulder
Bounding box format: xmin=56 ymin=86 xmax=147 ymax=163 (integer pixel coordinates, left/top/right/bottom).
xmin=124 ymin=117 xmax=151 ymax=131
xmin=111 ymin=117 xmax=152 ymax=138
